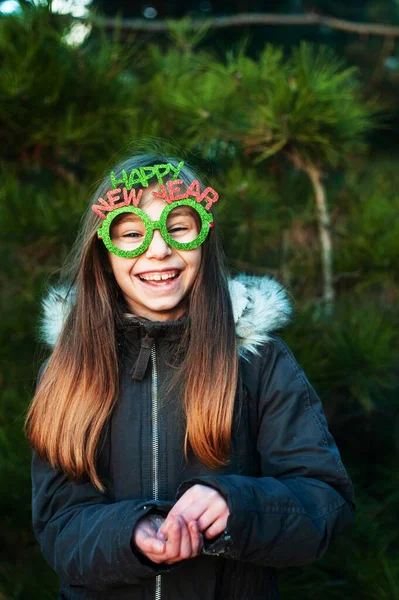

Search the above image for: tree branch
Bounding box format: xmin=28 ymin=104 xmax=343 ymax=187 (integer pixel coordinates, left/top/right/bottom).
xmin=90 ymin=12 xmax=399 ymax=38
xmin=303 ymin=163 xmax=335 ymax=313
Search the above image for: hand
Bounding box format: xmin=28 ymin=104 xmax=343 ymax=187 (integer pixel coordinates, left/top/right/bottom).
xmin=133 ymin=513 xmax=203 ymax=565
xmin=159 ymin=484 xmax=230 ymax=541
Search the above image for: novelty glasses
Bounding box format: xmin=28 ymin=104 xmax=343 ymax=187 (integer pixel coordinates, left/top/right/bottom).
xmin=97 ymin=199 xmax=214 ymax=259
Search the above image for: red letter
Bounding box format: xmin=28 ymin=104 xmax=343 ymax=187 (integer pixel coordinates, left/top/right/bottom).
xmin=185 ymin=179 xmax=201 ymax=202
xmin=107 ymin=188 xmax=122 ymax=205
xmin=92 ymin=197 xmax=112 ymax=219
xmin=200 ymin=187 xmax=219 ymax=210
xmin=167 ymin=179 xmax=186 ymax=202
xmin=152 ymin=184 xmax=171 ymax=203
xmin=123 ymin=187 xmax=143 ymax=207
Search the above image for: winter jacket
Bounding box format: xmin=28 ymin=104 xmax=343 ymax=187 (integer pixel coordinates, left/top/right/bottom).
xmin=31 ymin=275 xmax=355 ymax=600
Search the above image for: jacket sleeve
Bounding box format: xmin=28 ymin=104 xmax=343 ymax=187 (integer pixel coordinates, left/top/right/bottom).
xmin=31 ymin=361 xmax=177 ymax=589
xmin=32 ymin=451 xmax=175 ymax=589
xmin=176 ymin=337 xmax=355 ymax=568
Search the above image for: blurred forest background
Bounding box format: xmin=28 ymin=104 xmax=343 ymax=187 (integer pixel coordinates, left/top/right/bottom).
xmin=0 ymin=0 xmax=398 ymax=598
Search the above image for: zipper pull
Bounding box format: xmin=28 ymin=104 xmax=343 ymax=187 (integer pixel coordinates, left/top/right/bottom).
xmin=130 ymin=335 xmax=154 ymax=380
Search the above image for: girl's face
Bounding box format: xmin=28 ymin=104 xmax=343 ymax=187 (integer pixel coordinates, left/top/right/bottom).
xmin=107 ymin=188 xmax=202 ymax=321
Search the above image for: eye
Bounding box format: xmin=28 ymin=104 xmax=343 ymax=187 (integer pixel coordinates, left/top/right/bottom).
xmin=123 ymin=231 xmax=143 ymax=238
xmin=168 ymin=225 xmax=188 ymax=233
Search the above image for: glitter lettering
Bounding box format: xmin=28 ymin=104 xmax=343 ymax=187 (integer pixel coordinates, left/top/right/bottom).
xmin=200 ymin=187 xmax=219 ymax=210
xmin=122 ymin=187 xmax=143 ymax=207
xmin=93 ymin=163 xmax=219 ymax=220
xmin=154 ymin=164 xmax=170 ymax=184
xmin=167 ymin=179 xmax=186 ymax=201
xmin=186 ymin=179 xmax=201 ymax=202
xmin=127 ymin=169 xmax=146 ymax=190
xmin=93 ymin=187 xmax=144 ymax=218
xmin=92 ymin=198 xmax=115 ymax=219
xmin=139 ymin=166 xmax=156 ymax=187
xmin=169 ymin=161 xmax=185 ymax=179
xmin=110 ymin=170 xmax=129 ymax=189
xmin=107 ymin=189 xmax=122 ymax=205
xmin=151 ymin=179 xmax=218 ymax=207
xmin=152 ymin=184 xmax=171 ymax=202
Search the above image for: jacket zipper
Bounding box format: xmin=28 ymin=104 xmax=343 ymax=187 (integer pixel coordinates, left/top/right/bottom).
xmin=151 ymin=344 xmax=162 ymax=600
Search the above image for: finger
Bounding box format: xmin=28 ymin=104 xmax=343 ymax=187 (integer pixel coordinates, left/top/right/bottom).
xmin=167 ymin=491 xmax=196 ymax=520
xmin=133 ymin=524 xmax=150 ymax=548
xmin=203 ymin=516 xmax=227 ymax=539
xmin=164 ymin=524 xmax=202 ymax=565
xmin=167 ymin=484 xmax=205 ymax=518
xmin=185 ymin=492 xmax=227 ymax=527
xmin=195 ymin=504 xmax=226 ymax=532
xmin=134 ymin=528 xmax=165 ymax=555
xmin=164 ymin=517 xmax=182 ymax=559
xmin=146 ymin=537 xmax=167 ymax=554
xmin=156 ymin=531 xmax=166 ymax=542
xmin=169 ymin=498 xmax=209 ymax=527
xmin=177 ymin=517 xmax=192 ymax=560
xmin=188 ymin=520 xmax=202 ymax=556
xmin=158 ymin=513 xmax=181 ymax=538
xmin=160 ymin=505 xmax=204 ymax=537
xmin=143 ymin=549 xmax=168 ymax=564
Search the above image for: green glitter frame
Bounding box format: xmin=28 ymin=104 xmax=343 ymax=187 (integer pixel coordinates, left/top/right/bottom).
xmin=97 ymin=199 xmax=213 ymax=258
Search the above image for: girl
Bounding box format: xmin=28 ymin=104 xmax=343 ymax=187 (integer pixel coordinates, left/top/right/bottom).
xmin=26 ymin=153 xmax=355 ymax=600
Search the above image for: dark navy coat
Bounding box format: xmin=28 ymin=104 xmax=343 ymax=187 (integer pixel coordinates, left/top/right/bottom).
xmin=31 ymin=275 xmax=355 ymax=599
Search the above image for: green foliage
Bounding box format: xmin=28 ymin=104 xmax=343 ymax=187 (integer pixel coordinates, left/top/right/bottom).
xmin=327 ymin=304 xmax=398 ymax=413
xmin=280 ymin=464 xmax=399 ymax=599
xmin=244 ymin=43 xmax=375 ymax=168
xmin=213 ymin=162 xmax=284 ymax=267
xmin=166 ymin=16 xmax=211 ymax=53
xmin=282 ymin=298 xmax=398 ymax=418
xmin=145 ymin=45 xmax=246 ymax=154
xmin=0 ymin=3 xmax=140 ymax=175
xmin=335 ymin=159 xmax=399 ymax=290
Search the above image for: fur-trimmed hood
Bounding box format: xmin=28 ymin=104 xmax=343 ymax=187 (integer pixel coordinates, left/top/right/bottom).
xmin=41 ymin=275 xmax=293 ymax=358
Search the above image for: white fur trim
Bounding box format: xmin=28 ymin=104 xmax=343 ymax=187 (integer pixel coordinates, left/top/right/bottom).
xmin=40 ymin=286 xmax=76 ymax=347
xmin=41 ymin=275 xmax=292 ymax=356
xmin=232 ymin=275 xmax=293 ymax=358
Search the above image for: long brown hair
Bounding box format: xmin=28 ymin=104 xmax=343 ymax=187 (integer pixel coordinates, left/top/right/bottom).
xmin=25 ymin=153 xmax=238 ymax=491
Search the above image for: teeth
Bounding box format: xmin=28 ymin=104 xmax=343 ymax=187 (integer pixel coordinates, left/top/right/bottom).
xmin=139 ymin=272 xmax=178 ymax=282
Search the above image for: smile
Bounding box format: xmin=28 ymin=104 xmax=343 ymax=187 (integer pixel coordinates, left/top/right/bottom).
xmin=136 ymin=270 xmax=181 ymax=283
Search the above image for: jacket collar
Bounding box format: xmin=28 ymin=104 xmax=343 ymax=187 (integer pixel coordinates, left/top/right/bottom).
xmin=121 ymin=314 xmax=187 ymax=342
xmin=40 ymin=274 xmax=292 ymax=359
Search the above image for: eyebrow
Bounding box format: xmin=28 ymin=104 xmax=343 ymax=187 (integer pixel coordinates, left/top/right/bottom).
xmin=167 ymin=208 xmax=196 ymax=217
xmin=113 ymin=215 xmax=144 ymax=225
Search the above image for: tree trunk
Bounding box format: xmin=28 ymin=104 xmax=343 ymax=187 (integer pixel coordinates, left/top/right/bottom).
xmin=305 ymin=165 xmax=335 ymax=314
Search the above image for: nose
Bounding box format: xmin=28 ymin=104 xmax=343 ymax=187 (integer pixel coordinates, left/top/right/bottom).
xmin=145 ymin=229 xmax=172 ymax=260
